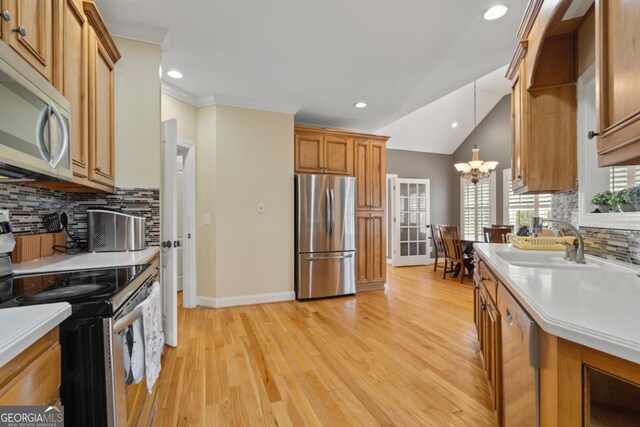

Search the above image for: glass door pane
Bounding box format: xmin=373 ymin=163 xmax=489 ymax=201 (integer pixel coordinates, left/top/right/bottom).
xmin=394 ymin=179 xmax=430 ymax=266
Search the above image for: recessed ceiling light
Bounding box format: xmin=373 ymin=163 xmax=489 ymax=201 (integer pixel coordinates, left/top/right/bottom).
xmin=354 ymin=102 xmax=367 ymax=109
xmin=451 ymin=122 xmax=459 ymax=128
xmin=484 ymin=4 xmax=508 ymax=20
xmin=167 ymin=70 xmax=183 ymax=79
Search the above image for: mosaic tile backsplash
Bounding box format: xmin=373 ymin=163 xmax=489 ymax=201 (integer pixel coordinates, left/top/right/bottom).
xmin=0 ymin=184 xmax=160 ymax=246
xmin=552 ymin=190 xmax=640 ymax=265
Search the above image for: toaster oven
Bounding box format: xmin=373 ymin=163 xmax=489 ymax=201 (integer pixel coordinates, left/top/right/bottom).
xmin=87 ymin=208 xmax=146 ymax=252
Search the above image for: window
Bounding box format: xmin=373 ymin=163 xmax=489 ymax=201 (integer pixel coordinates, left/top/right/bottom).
xmin=503 ymin=168 xmax=552 ymax=230
xmin=609 ymin=166 xmax=640 ymax=192
xmin=460 ymin=175 xmax=496 ymax=241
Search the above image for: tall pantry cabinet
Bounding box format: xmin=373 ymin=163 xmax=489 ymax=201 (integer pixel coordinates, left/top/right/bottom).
xmin=294 ymin=126 xmax=389 ymax=292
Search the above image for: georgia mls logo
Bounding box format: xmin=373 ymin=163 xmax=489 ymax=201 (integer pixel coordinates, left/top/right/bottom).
xmin=0 ymin=405 xmax=64 ymax=427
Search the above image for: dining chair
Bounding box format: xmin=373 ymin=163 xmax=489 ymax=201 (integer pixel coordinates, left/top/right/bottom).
xmin=491 ymin=224 xmax=514 ymax=233
xmin=438 ymin=225 xmax=474 ymax=283
xmin=484 ymin=227 xmax=511 ymax=243
xmin=429 ymin=224 xmax=446 ymax=272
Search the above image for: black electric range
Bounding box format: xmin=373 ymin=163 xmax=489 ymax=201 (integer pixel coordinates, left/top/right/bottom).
xmin=0 ymin=264 xmax=152 ymax=318
xmin=0 ymin=260 xmax=158 ymax=427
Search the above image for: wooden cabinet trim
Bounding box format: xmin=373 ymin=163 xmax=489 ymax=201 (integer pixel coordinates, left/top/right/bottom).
xmin=82 ymin=0 xmax=120 ymax=62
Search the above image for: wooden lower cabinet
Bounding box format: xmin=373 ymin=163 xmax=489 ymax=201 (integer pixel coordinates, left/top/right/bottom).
xmin=356 ymin=210 xmax=386 ymax=291
xmin=0 ymin=328 xmax=61 ymax=405
xmin=473 ymin=267 xmax=502 ymax=422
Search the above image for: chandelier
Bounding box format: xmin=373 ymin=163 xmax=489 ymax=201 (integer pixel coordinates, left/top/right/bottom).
xmin=454 ymin=80 xmax=499 ymax=185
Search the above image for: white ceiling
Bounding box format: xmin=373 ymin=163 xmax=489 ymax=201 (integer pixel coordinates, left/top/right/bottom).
xmin=378 ymin=65 xmax=511 ymax=154
xmin=95 ymin=0 xmax=525 ymax=131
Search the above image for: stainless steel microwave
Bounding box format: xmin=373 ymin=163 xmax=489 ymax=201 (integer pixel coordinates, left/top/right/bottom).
xmin=0 ymin=42 xmax=71 ymax=181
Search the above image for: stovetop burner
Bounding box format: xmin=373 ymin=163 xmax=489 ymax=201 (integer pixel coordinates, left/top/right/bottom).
xmin=0 ymin=264 xmax=152 ymax=317
xmin=14 ymin=283 xmax=113 ymax=304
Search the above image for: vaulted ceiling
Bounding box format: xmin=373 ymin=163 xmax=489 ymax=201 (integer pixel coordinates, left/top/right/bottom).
xmin=96 ymin=0 xmax=525 ymax=132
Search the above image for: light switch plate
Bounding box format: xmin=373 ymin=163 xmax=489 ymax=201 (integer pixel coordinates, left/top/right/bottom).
xmin=257 ymin=203 xmax=265 ymax=214
xmin=204 ymin=214 xmax=211 ymax=225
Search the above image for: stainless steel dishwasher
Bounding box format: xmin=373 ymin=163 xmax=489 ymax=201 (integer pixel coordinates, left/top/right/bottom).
xmin=498 ymin=283 xmax=539 ymax=426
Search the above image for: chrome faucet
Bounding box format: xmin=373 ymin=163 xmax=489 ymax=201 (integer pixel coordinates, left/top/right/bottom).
xmin=531 ymin=217 xmax=586 ymax=264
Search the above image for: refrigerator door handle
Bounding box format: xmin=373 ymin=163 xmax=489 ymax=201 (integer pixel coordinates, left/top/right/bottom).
xmin=325 ymin=188 xmax=332 ymax=236
xmin=329 ymin=188 xmax=335 ymax=237
xmin=304 ymin=253 xmax=353 ymax=261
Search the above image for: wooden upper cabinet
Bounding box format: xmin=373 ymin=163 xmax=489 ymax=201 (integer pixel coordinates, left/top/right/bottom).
xmin=3 ymin=0 xmax=54 ymax=81
xmin=595 ymin=0 xmax=640 ymax=166
xmin=511 ymin=62 xmax=526 ymax=192
xmin=84 ymin=1 xmax=119 ymax=190
xmin=295 ymin=133 xmax=324 ymax=173
xmin=323 ymin=136 xmax=353 ymax=175
xmin=88 ymin=27 xmax=115 ymax=187
xmin=62 ymin=0 xmax=89 ymax=179
xmin=355 ymin=139 xmax=386 ymax=210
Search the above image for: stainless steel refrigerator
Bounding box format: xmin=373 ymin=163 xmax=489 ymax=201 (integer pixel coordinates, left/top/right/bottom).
xmin=295 ymin=174 xmax=356 ymax=299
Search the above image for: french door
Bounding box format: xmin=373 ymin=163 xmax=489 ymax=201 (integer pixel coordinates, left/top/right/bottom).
xmin=393 ymin=178 xmax=431 ymax=266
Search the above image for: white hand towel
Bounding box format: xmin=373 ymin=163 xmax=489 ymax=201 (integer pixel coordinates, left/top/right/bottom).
xmin=138 ymin=281 xmax=165 ymax=393
xmin=130 ymin=318 xmax=145 ymax=384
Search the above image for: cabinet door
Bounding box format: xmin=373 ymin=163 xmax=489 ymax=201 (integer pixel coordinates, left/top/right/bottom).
xmin=356 ymin=211 xmax=370 ymax=285
xmin=595 ymin=0 xmax=640 ymax=166
xmin=88 ymin=28 xmax=115 ymax=187
xmin=323 ymin=136 xmax=353 ymax=175
xmin=368 ymin=140 xmax=386 ymax=211
xmin=295 ymin=133 xmax=324 ymax=173
xmin=485 ymin=296 xmax=501 ymax=413
xmin=355 ymin=140 xmax=370 ymax=210
xmin=369 ymin=211 xmax=385 ymax=283
xmin=63 ymin=0 xmax=89 ymax=179
xmin=4 ymin=0 xmax=53 ymax=81
xmin=511 ymin=62 xmax=526 ymax=191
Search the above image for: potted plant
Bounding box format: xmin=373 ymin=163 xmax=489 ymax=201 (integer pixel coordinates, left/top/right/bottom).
xmin=591 ymin=190 xmax=613 ymax=213
xmin=618 ymin=188 xmax=637 ymax=212
xmin=627 ymin=185 xmax=640 ymax=211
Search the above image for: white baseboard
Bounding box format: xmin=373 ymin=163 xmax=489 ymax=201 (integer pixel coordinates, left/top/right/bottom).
xmin=196 ymin=291 xmax=295 ymax=308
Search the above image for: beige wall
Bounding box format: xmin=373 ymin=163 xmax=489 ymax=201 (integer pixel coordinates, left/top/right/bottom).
xmin=578 ymin=9 xmax=595 ymax=75
xmin=113 ymin=38 xmax=161 ymax=188
xmin=161 ymin=93 xmax=198 ymax=143
xmin=195 ymin=105 xmax=217 ymax=297
xmin=214 ymin=106 xmax=294 ymax=299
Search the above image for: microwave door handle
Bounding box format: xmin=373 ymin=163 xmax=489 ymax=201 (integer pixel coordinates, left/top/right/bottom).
xmin=48 ymin=103 xmax=69 ymax=168
xmin=35 ymin=103 xmax=52 ymax=163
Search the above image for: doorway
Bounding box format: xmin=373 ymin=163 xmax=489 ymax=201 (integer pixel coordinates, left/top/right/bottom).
xmin=386 ymin=174 xmax=398 ymax=264
xmin=393 ymin=178 xmax=431 ymax=267
xmin=176 ymin=140 xmax=196 ymax=308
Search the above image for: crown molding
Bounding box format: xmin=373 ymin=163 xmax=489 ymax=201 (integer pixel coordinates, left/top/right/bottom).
xmin=161 ymin=82 xmax=301 ymax=115
xmin=104 ymin=18 xmax=171 ymax=51
xmin=199 ymin=93 xmax=301 ymax=115
xmin=161 ymin=81 xmax=199 ymax=106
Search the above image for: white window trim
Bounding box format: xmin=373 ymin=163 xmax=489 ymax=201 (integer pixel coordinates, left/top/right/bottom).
xmin=459 ymin=174 xmax=497 ymax=241
xmin=502 ymin=168 xmax=551 ymax=227
xmin=577 ymin=63 xmax=640 ymax=230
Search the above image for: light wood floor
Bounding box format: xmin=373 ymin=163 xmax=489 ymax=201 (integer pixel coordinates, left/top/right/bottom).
xmin=154 ymin=266 xmax=496 ymax=426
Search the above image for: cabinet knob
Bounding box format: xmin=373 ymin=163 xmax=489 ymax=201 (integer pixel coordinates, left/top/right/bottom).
xmin=12 ymin=25 xmax=27 ymax=37
xmin=588 ymin=131 xmax=600 ymax=140
xmin=94 ymin=166 xmax=101 ymax=172
xmin=1 ymin=10 xmax=11 ymax=22
xmin=481 ymin=303 xmax=487 ymax=311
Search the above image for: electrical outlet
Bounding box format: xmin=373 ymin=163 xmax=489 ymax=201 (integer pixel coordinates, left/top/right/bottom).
xmin=204 ymin=214 xmax=211 ymax=225
xmin=257 ymin=203 xmax=265 ymax=214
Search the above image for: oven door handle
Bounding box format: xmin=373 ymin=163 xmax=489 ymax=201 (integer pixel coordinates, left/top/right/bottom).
xmin=114 ymin=306 xmax=143 ymax=334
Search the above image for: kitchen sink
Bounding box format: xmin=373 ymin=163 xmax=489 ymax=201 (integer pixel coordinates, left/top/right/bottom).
xmin=495 ymin=251 xmax=636 ymax=273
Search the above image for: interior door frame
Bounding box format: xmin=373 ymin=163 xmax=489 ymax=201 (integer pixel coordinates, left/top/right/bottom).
xmin=177 ymin=139 xmax=197 ymax=309
xmin=386 ymin=174 xmax=398 ymax=265
xmin=393 ymin=178 xmax=432 ymax=267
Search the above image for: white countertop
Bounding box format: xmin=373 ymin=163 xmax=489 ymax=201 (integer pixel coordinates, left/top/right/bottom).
xmin=474 ymin=243 xmax=640 ymax=364
xmin=0 ymin=303 xmax=71 ymax=368
xmin=13 ymin=247 xmax=160 ymax=275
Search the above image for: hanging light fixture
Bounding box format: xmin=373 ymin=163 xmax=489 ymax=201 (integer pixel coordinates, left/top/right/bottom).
xmin=454 ymin=80 xmax=499 ymax=185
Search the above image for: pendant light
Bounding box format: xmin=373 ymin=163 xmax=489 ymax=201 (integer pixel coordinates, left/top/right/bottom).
xmin=454 ymin=81 xmax=499 ymax=185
